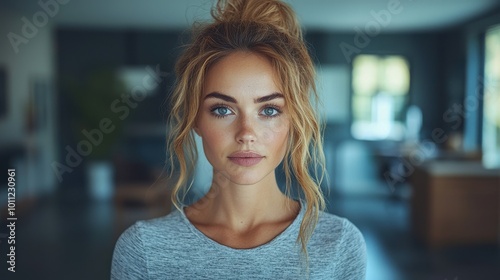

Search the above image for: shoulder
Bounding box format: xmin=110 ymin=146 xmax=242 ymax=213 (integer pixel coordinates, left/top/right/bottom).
xmin=111 ymin=210 xmax=187 ymax=279
xmin=137 ymin=210 xmax=186 ymax=234
xmin=313 ymin=211 xmax=366 ymax=255
xmin=309 ymin=211 xmax=367 ymax=279
xmin=117 ymin=210 xmax=188 ymax=247
xmin=315 ymin=211 xmax=365 ymax=245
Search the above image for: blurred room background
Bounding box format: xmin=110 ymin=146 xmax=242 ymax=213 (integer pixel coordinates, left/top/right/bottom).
xmin=0 ymin=0 xmax=499 ymax=279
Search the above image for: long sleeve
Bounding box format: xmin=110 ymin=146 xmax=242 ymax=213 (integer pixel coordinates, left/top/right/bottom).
xmin=332 ymin=219 xmax=367 ymax=279
xmin=110 ymin=206 xmax=366 ymax=279
xmin=111 ymin=223 xmax=148 ymax=280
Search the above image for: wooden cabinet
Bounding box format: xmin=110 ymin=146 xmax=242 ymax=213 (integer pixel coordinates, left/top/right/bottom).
xmin=410 ymin=161 xmax=500 ymax=246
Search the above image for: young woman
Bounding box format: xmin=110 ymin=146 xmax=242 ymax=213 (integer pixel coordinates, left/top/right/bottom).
xmin=112 ymin=0 xmax=366 ymax=279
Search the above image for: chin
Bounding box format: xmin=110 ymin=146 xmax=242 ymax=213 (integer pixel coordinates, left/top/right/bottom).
xmin=228 ymin=174 xmax=265 ymax=186
xmin=215 ymin=169 xmax=270 ymax=186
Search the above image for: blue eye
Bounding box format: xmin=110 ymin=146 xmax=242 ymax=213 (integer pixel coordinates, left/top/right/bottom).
xmin=211 ymin=106 xmax=232 ymax=117
xmin=261 ymin=107 xmax=280 ymax=117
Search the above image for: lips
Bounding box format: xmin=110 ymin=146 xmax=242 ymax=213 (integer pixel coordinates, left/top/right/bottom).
xmin=228 ymin=151 xmax=264 ymax=167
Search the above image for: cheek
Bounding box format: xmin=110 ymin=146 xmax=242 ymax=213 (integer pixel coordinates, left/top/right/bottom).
xmin=199 ymin=130 xmax=223 ymax=167
xmin=260 ymin=117 xmax=289 ymax=146
xmin=200 ymin=128 xmax=225 ymax=149
xmin=197 ymin=121 xmax=232 ymax=159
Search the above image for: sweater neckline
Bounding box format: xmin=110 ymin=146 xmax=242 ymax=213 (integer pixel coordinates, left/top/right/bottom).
xmin=178 ymin=200 xmax=305 ymax=252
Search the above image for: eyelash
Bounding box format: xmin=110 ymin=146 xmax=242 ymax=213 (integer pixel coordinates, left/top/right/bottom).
xmin=209 ymin=103 xmax=282 ymax=119
xmin=209 ymin=103 xmax=232 ymax=119
xmin=260 ymin=104 xmax=282 ymax=118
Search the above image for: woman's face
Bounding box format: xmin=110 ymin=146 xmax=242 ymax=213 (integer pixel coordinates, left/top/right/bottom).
xmin=195 ymin=51 xmax=290 ymax=185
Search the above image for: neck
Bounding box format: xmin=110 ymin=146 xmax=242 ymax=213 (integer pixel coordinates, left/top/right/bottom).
xmin=187 ymin=171 xmax=298 ymax=232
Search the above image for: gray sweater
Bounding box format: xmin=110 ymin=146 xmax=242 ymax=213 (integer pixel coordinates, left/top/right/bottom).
xmin=111 ymin=202 xmax=366 ymax=279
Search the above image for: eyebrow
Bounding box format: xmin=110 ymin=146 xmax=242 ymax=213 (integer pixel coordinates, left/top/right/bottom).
xmin=204 ymin=92 xmax=284 ymax=104
xmin=204 ymin=92 xmax=237 ymax=103
xmin=255 ymin=92 xmax=284 ymax=103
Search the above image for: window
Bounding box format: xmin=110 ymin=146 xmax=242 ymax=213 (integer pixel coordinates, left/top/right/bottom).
xmin=482 ymin=25 xmax=500 ymax=168
xmin=351 ymin=55 xmax=410 ymax=141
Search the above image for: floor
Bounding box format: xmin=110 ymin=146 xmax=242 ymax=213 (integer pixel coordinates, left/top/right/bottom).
xmin=1 ymin=186 xmax=499 ymax=280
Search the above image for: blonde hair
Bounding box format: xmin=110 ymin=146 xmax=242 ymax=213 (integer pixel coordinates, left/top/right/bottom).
xmin=167 ymin=0 xmax=326 ymax=260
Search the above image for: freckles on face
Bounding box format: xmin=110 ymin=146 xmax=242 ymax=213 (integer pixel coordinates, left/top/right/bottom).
xmin=194 ymin=51 xmax=290 ymax=184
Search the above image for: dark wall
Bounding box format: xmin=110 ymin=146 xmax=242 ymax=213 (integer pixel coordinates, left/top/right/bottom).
xmin=55 ymin=27 xmax=468 ymax=188
xmin=56 ymin=29 xmax=183 ymax=189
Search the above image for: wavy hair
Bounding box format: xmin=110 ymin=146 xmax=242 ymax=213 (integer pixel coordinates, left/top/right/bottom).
xmin=167 ymin=0 xmax=326 ymax=259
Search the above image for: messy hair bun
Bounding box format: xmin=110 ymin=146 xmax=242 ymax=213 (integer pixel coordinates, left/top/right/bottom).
xmin=212 ymin=0 xmax=302 ymax=40
xmin=169 ymin=0 xmax=325 ymax=269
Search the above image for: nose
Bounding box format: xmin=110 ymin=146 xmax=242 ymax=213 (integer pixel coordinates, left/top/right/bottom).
xmin=235 ymin=115 xmax=256 ymax=144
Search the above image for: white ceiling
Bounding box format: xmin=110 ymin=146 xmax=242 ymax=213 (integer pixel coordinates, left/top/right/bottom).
xmin=3 ymin=0 xmax=500 ymax=32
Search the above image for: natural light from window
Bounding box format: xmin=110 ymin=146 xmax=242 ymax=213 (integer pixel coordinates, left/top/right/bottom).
xmin=483 ymin=25 xmax=500 ymax=168
xmin=351 ymin=55 xmax=410 ymax=141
